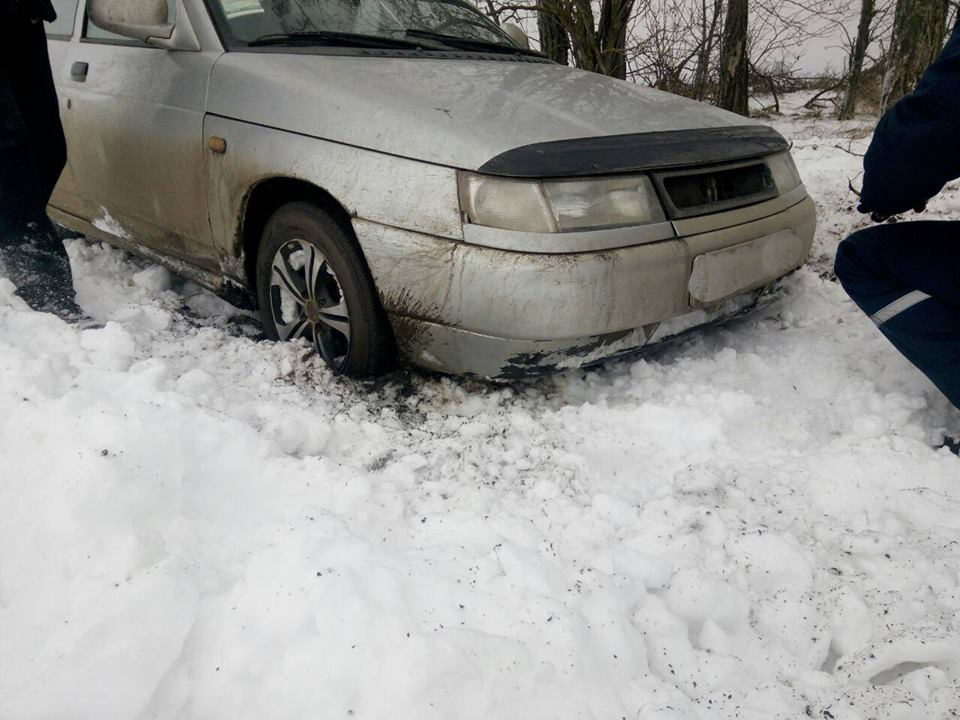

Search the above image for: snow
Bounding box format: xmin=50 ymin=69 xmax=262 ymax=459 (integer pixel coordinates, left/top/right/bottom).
xmin=92 ymin=208 xmax=133 ymax=242
xmin=2 ymin=95 xmax=960 ymax=719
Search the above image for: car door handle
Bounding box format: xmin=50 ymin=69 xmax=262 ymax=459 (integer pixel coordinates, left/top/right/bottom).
xmin=70 ymin=62 xmax=89 ymax=82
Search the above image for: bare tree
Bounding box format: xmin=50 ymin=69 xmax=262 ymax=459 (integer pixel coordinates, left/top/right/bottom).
xmin=628 ymin=0 xmax=724 ymax=96
xmin=881 ymin=0 xmax=949 ymax=111
xmin=537 ymin=0 xmax=569 ymax=64
xmin=561 ymin=0 xmax=639 ymax=79
xmin=839 ymin=0 xmax=876 ymax=118
xmin=793 ymin=0 xmax=896 ymax=115
xmin=473 ymin=0 xmax=866 ymax=112
xmin=597 ymin=0 xmax=636 ymax=78
xmin=473 ymin=0 xmax=644 ymax=78
xmin=717 ymin=0 xmax=749 ymax=113
xmin=691 ymin=0 xmax=724 ymax=99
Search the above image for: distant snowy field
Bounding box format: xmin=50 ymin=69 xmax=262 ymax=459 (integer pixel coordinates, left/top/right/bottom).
xmin=2 ymin=95 xmax=960 ymax=720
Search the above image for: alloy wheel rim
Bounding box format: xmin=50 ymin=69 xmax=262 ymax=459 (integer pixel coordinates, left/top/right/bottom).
xmin=269 ymin=239 xmax=351 ymax=372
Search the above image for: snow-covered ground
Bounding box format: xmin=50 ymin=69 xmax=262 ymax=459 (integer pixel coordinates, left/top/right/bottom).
xmin=2 ymin=97 xmax=960 ymax=720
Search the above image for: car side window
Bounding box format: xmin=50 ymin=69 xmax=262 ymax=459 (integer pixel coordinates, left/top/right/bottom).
xmin=46 ymin=0 xmax=80 ymax=37
xmin=84 ymin=0 xmax=177 ymax=43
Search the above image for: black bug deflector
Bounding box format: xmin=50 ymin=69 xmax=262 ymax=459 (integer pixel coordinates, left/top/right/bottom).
xmin=477 ymin=125 xmax=788 ymax=179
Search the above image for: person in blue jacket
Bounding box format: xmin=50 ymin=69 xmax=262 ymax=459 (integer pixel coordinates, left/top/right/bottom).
xmin=0 ymin=0 xmax=80 ymax=317
xmin=835 ymin=19 xmax=960 ymax=444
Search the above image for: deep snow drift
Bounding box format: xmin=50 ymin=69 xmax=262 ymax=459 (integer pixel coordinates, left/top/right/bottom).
xmin=2 ymin=99 xmax=960 ymax=720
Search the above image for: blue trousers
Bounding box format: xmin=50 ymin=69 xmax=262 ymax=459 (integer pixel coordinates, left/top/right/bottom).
xmin=835 ymin=221 xmax=960 ymax=409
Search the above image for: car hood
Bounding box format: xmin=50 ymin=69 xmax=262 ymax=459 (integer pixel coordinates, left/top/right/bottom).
xmin=207 ymin=53 xmax=764 ymax=171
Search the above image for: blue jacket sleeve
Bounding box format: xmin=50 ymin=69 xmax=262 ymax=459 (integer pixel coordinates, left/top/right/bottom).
xmin=859 ymin=20 xmax=960 ymax=216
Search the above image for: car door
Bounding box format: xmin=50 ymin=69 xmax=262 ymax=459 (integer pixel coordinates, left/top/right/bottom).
xmin=58 ymin=0 xmax=220 ymax=270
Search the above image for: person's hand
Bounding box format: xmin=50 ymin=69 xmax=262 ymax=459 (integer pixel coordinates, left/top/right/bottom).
xmin=857 ymin=202 xmax=891 ymax=222
xmin=859 ymin=199 xmax=928 ymax=224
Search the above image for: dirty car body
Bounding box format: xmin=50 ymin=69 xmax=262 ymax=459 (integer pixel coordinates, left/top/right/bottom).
xmin=46 ymin=0 xmax=816 ymax=378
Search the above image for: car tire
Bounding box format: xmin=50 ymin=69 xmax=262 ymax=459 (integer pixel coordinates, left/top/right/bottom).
xmin=255 ymin=201 xmax=395 ymax=377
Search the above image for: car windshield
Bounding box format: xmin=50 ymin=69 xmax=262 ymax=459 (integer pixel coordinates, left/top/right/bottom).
xmin=213 ymin=0 xmax=517 ymax=49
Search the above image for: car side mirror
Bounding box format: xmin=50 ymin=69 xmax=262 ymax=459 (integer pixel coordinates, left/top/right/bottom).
xmin=88 ymin=0 xmax=171 ymax=41
xmin=88 ymin=0 xmax=199 ymax=51
xmin=501 ymin=22 xmax=530 ymax=50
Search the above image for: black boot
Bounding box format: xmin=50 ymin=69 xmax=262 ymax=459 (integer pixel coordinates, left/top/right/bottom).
xmin=0 ymin=221 xmax=83 ymax=319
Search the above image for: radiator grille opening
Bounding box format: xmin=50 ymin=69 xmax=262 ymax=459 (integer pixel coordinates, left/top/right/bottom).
xmin=660 ymin=162 xmax=775 ymax=216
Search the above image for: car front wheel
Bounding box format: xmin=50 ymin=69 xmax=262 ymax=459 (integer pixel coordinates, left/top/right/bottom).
xmin=256 ymin=201 xmax=394 ymax=377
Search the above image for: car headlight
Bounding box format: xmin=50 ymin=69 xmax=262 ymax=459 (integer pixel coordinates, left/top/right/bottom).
xmin=765 ymin=152 xmax=803 ymax=194
xmin=458 ymin=172 xmax=666 ymax=233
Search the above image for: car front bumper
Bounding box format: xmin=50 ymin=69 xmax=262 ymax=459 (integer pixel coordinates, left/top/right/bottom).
xmin=354 ymin=190 xmax=816 ymax=378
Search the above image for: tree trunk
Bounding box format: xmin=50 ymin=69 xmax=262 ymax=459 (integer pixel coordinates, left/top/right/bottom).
xmin=839 ymin=0 xmax=875 ymax=120
xmin=565 ymin=0 xmax=635 ymax=79
xmin=716 ymin=0 xmax=749 ymax=115
xmin=691 ymin=0 xmax=722 ymax=100
xmin=596 ymin=0 xmax=635 ymax=79
xmin=538 ymin=0 xmax=570 ymax=66
xmin=880 ymin=0 xmax=949 ymax=112
xmin=567 ymin=0 xmax=600 ymax=73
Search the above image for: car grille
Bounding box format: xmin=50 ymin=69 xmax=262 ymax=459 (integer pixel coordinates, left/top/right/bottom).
xmin=655 ymin=161 xmax=777 ymax=219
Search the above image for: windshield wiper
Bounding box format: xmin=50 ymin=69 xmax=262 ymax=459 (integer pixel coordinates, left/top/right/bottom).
xmin=247 ymin=31 xmax=431 ymax=50
xmin=403 ymin=28 xmax=540 ymax=56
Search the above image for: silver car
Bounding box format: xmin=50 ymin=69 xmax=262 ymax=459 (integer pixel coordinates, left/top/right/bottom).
xmin=46 ymin=0 xmax=816 ymax=378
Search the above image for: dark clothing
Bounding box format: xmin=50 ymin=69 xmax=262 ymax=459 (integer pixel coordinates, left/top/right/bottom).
xmin=859 ymin=20 xmax=960 ymax=217
xmin=836 ymin=223 xmax=960 ymax=409
xmin=0 ymin=15 xmax=66 ymax=230
xmin=0 ymin=6 xmax=80 ymax=316
xmin=0 ymin=0 xmax=57 ymax=22
xmin=837 ymin=22 xmax=960 ymax=411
